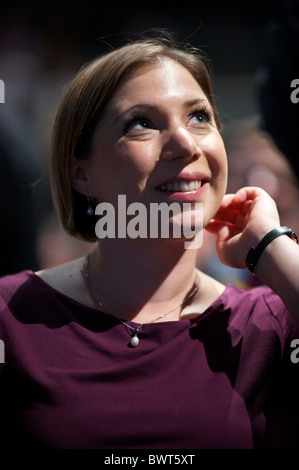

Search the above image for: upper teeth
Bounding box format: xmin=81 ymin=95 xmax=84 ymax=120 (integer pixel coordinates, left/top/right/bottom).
xmin=158 ymin=180 xmax=202 ymax=192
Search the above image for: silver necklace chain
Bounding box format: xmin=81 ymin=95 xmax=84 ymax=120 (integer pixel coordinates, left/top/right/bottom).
xmin=84 ymin=255 xmax=200 ymax=347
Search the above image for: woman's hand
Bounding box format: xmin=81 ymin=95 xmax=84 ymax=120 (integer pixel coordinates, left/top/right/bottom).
xmin=206 ymin=186 xmax=299 ymax=325
xmin=205 ymin=186 xmax=281 ymax=269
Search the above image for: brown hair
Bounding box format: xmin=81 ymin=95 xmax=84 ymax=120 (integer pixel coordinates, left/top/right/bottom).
xmin=51 ymin=33 xmax=221 ymax=241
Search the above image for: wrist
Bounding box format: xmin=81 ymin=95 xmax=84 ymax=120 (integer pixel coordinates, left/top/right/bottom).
xmin=245 ymin=226 xmax=298 ymax=275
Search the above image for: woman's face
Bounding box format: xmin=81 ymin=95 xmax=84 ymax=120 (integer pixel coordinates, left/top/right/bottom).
xmin=74 ymin=58 xmax=227 ymax=233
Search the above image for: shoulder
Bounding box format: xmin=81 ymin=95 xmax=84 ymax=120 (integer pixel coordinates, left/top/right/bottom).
xmin=36 ymin=257 xmax=85 ymax=291
xmin=219 ymin=283 xmax=283 ymax=308
xmin=222 ymin=283 xmax=287 ymax=317
xmin=0 ymin=270 xmax=36 ymax=303
xmin=0 ymin=258 xmax=93 ymax=335
xmin=0 ymin=269 xmax=60 ymax=320
xmin=0 ymin=270 xmax=43 ymax=331
xmin=0 ymin=256 xmax=89 ymax=312
xmin=35 ymin=256 xmax=93 ymax=308
xmin=217 ymin=283 xmax=298 ymax=341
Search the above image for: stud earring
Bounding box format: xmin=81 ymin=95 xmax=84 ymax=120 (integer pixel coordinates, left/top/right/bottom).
xmin=86 ymin=197 xmax=94 ymax=216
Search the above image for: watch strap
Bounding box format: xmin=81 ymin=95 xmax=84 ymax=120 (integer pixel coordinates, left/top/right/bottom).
xmin=245 ymin=226 xmax=298 ymax=274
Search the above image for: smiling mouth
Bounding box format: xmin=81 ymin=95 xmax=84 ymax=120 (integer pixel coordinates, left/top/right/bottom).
xmin=156 ymin=179 xmax=206 ymax=192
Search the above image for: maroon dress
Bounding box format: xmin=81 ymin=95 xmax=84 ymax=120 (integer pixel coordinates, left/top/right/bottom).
xmin=0 ymin=271 xmax=298 ymax=448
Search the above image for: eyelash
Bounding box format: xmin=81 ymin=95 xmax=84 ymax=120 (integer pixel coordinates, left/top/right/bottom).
xmin=124 ymin=105 xmax=213 ymax=134
xmin=189 ymin=105 xmax=213 ymax=125
xmin=124 ymin=114 xmax=152 ymax=133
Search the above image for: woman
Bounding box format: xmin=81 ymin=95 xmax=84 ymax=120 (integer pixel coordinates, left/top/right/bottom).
xmin=1 ymin=34 xmax=299 ymax=449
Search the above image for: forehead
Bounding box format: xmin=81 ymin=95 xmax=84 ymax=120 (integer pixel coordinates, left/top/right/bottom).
xmin=109 ymin=59 xmax=207 ymax=109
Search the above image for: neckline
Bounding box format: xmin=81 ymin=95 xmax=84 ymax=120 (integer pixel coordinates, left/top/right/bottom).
xmin=27 ymin=270 xmax=230 ymax=327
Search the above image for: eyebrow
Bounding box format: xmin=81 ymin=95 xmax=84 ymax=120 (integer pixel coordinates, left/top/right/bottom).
xmin=112 ymin=98 xmax=210 ymax=125
xmin=183 ymin=98 xmax=209 ymax=108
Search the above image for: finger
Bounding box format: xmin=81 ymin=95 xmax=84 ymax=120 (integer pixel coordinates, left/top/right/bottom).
xmin=224 ymin=186 xmax=268 ymax=209
xmin=212 ymin=206 xmax=242 ymax=223
xmin=206 ymin=224 xmax=243 ymax=242
xmin=214 ymin=202 xmax=252 ymax=224
xmin=205 ymin=219 xmax=239 ymax=235
xmin=220 ymin=191 xmax=254 ymax=212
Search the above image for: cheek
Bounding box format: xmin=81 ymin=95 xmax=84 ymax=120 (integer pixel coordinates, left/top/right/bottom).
xmin=119 ymin=141 xmax=158 ymax=170
xmin=115 ymin=142 xmax=159 ymax=193
xmin=202 ymin=133 xmax=227 ymax=165
xmin=202 ymin=136 xmax=228 ymax=222
xmin=88 ymin=141 xmax=157 ymax=201
xmin=201 ymin=135 xmax=228 ymax=185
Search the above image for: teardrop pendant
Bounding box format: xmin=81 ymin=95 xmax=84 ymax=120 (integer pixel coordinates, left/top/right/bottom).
xmin=130 ymin=334 xmax=139 ymax=347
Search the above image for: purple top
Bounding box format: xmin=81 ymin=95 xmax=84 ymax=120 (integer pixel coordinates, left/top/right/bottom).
xmin=0 ymin=270 xmax=299 ymax=449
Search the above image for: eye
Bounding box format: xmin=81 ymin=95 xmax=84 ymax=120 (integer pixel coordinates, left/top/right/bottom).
xmin=124 ymin=115 xmax=152 ymax=133
xmin=187 ymin=106 xmax=213 ymax=127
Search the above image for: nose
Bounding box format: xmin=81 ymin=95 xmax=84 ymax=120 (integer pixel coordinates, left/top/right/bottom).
xmin=161 ymin=125 xmax=201 ymax=161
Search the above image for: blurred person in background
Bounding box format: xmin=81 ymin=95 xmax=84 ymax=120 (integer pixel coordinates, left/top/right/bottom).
xmin=0 ymin=121 xmax=40 ymax=275
xmin=258 ymin=0 xmax=299 ymax=179
xmin=0 ymin=19 xmax=83 ymax=273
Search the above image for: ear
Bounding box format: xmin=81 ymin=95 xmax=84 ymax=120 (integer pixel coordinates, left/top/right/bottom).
xmin=69 ymin=156 xmax=90 ymax=196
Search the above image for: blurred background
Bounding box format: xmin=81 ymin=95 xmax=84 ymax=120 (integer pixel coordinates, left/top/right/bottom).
xmin=0 ymin=0 xmax=298 ymax=286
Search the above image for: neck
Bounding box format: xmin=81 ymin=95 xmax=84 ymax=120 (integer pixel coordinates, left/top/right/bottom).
xmin=87 ymin=237 xmax=199 ymax=322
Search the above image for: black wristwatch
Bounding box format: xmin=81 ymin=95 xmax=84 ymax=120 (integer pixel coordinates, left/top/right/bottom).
xmin=245 ymin=226 xmax=298 ymax=274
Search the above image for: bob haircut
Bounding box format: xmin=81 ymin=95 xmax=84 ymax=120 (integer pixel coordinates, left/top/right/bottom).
xmin=51 ymin=34 xmax=222 ymax=242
